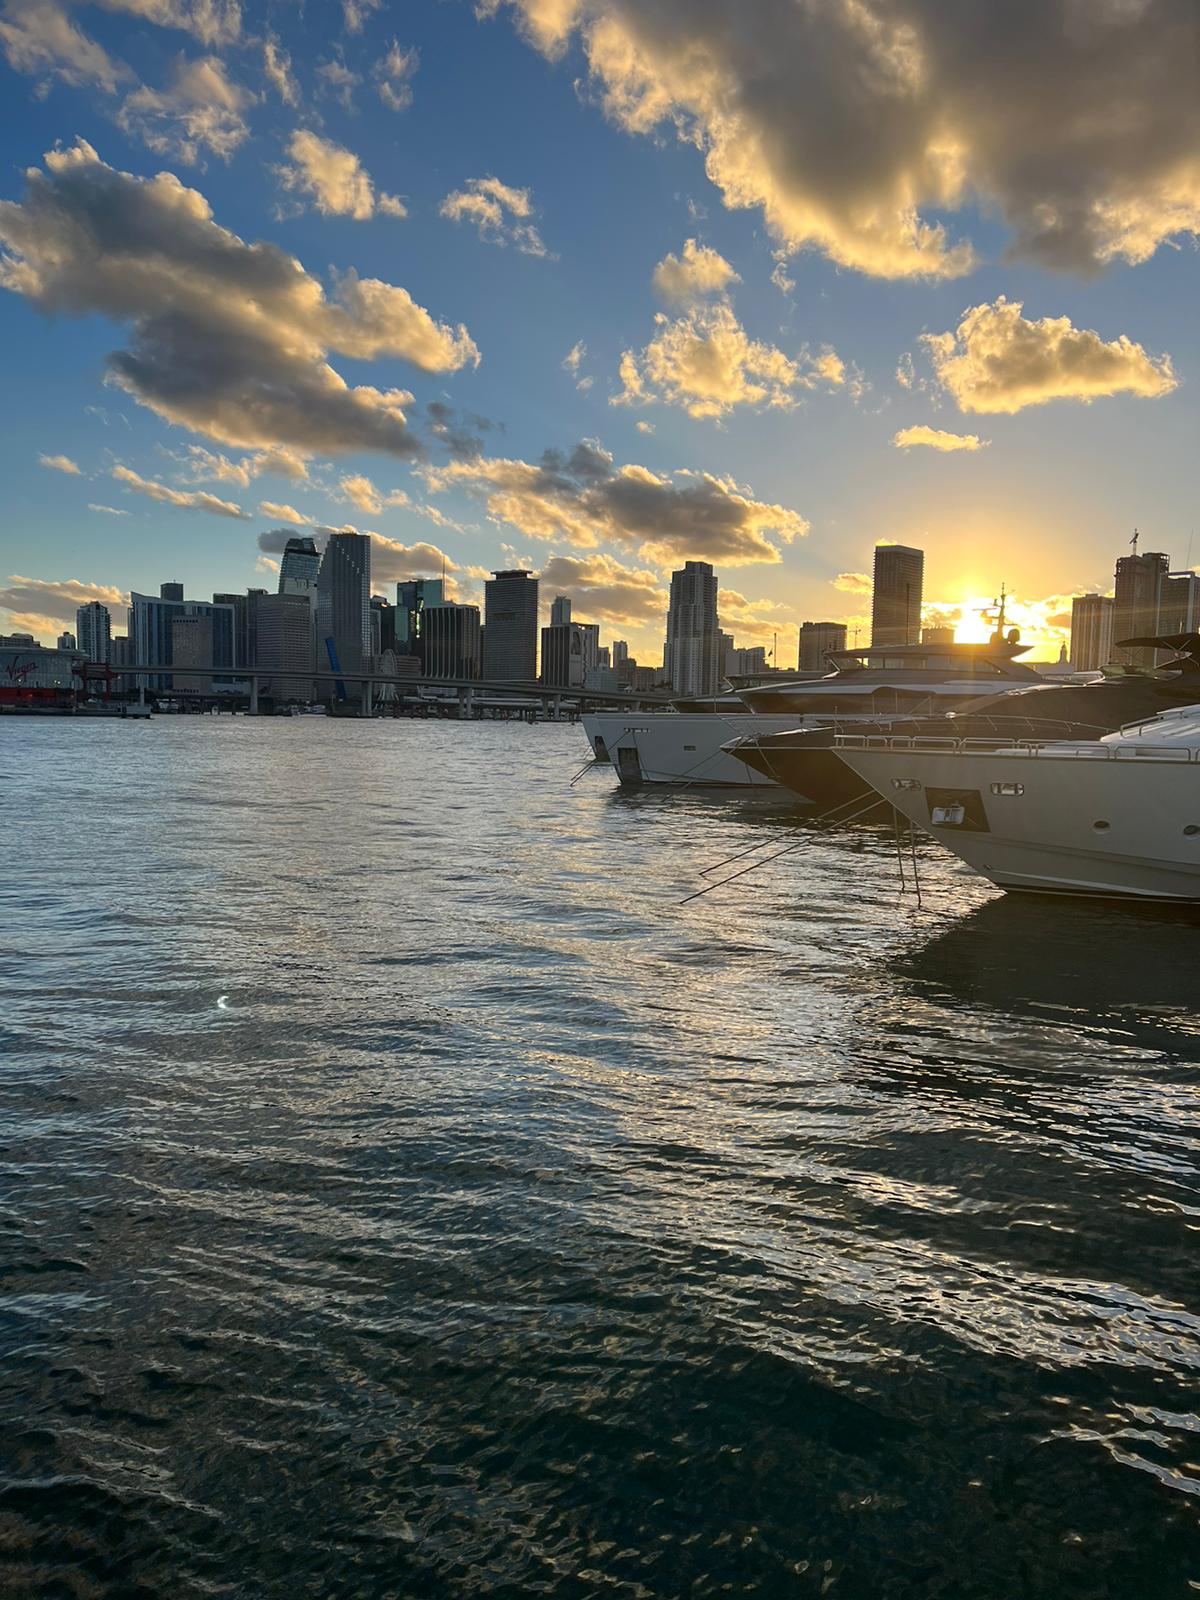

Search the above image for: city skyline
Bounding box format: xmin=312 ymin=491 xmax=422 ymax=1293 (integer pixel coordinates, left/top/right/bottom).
xmin=0 ymin=2 xmax=1196 ymax=664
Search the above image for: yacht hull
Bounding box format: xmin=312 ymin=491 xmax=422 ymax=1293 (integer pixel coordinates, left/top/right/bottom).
xmin=581 ymin=712 xmax=813 ymax=789
xmin=837 ymin=746 xmax=1200 ymax=900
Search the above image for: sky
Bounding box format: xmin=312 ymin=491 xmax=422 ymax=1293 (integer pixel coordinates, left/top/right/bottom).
xmin=0 ymin=0 xmax=1196 ymax=663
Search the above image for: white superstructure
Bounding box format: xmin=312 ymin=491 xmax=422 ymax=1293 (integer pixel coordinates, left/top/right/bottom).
xmin=584 ymin=640 xmax=1045 ymax=788
xmin=834 ymin=705 xmax=1200 ymax=901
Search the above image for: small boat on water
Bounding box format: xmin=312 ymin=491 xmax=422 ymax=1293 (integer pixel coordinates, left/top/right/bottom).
xmin=583 ymin=638 xmax=1046 ymax=788
xmin=832 ymin=703 xmax=1200 ymax=902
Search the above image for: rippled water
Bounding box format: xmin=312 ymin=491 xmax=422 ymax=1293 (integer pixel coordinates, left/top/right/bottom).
xmin=3 ymin=717 xmax=1198 ymax=1599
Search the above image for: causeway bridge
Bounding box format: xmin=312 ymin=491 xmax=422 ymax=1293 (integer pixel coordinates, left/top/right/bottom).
xmin=99 ymin=663 xmax=674 ymax=717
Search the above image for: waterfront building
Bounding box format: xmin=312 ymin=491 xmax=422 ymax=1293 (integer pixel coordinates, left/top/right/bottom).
xmin=665 ymin=561 xmax=719 ymax=697
xmin=370 ymin=595 xmax=396 ymax=659
xmin=870 ymin=545 xmax=924 ymax=646
xmin=0 ymin=638 xmax=81 ymax=708
xmin=256 ymin=592 xmax=314 ymax=699
xmin=396 ymin=578 xmax=446 ymax=651
xmin=921 ymin=625 xmax=955 ymax=645
xmin=541 ymin=621 xmax=586 ymax=687
xmin=598 ymin=645 xmax=611 ymax=669
xmin=1159 ymin=571 xmax=1200 ymax=635
xmin=109 ymin=635 xmax=133 ymax=675
xmin=1113 ymin=549 xmax=1169 ymax=666
xmin=1069 ymin=594 xmax=1115 ymax=670
xmin=57 ymin=631 xmax=77 ymax=651
xmin=160 ymin=582 xmax=184 ymax=603
xmin=579 ymin=622 xmax=600 ymax=674
xmin=129 ymin=591 xmax=235 ymax=690
xmin=278 ymin=537 xmax=320 ymax=592
xmin=611 ymin=640 xmax=629 ymax=669
xmin=76 ymin=601 xmax=111 ymax=665
xmin=213 ymin=592 xmax=252 ymax=669
xmin=171 ymin=615 xmax=213 ymax=695
xmin=583 ymin=664 xmax=617 ymax=692
xmin=316 ymin=532 xmax=371 ymax=676
xmin=550 ymin=595 xmax=572 ymax=627
xmin=799 ymin=621 xmax=848 ymax=672
xmin=727 ymin=645 xmax=768 ymax=677
xmin=245 ymin=588 xmax=268 ymax=671
xmin=420 ymin=603 xmax=482 ymax=678
xmin=483 ymin=570 xmax=539 ymax=681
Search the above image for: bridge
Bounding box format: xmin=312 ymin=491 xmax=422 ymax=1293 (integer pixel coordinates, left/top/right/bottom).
xmin=98 ymin=662 xmax=675 ymax=716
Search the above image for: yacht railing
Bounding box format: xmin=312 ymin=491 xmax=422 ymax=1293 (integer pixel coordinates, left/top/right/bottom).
xmin=833 ymin=732 xmax=1200 ymax=761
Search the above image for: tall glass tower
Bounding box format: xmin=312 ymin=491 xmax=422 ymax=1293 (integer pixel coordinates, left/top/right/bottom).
xmin=278 ymin=536 xmax=321 ymax=593
xmin=316 ymin=533 xmax=371 ymax=675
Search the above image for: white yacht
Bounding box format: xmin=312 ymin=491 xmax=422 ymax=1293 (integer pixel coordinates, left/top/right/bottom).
xmin=582 ymin=638 xmax=1045 ymax=788
xmin=833 ymin=704 xmax=1200 ymax=902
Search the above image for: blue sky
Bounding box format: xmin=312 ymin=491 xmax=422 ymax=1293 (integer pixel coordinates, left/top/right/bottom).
xmin=1 ymin=0 xmax=1196 ymax=659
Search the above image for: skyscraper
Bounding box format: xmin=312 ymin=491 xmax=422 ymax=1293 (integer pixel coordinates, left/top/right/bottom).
xmin=664 ymin=561 xmax=719 ymax=697
xmin=213 ymin=592 xmax=251 ymax=669
xmin=1112 ymin=548 xmax=1168 ymax=666
xmin=1159 ymin=571 xmax=1200 ymax=635
xmin=57 ymin=631 xmax=76 ymax=651
xmin=420 ymin=603 xmax=482 ymax=678
xmin=256 ymin=592 xmax=315 ymax=699
xmin=870 ymin=545 xmax=924 ymax=646
xmin=541 ymin=620 xmax=587 ymax=686
xmin=76 ymin=601 xmax=111 ymax=665
xmin=129 ymin=591 xmax=234 ymax=690
xmin=1069 ymin=594 xmax=1115 ymax=670
xmin=160 ymin=582 xmax=184 ymax=603
xmin=611 ymin=640 xmax=629 ymax=668
xmin=798 ymin=621 xmax=847 ymax=671
xmin=396 ymin=578 xmax=445 ymax=652
xmin=316 ymin=531 xmax=371 ymax=675
xmin=550 ymin=595 xmax=572 ymax=626
xmin=171 ymin=614 xmax=213 ymax=695
xmin=278 ymin=537 xmax=321 ymax=593
xmin=483 ymin=570 xmax=539 ymax=681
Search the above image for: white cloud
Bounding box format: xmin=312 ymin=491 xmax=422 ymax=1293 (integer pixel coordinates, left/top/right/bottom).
xmin=95 ymin=0 xmax=241 ymax=48
xmin=0 ymin=573 xmax=128 ymax=640
xmin=0 ymin=0 xmax=130 ymax=93
xmin=258 ymin=500 xmax=309 ymax=524
xmin=39 ymin=452 xmax=81 ymax=474
xmin=833 ymin=571 xmax=871 ymax=595
xmin=614 ymin=304 xmax=815 ymax=419
xmin=439 ymin=176 xmax=551 ymax=257
xmin=426 ymin=437 xmax=807 ymax=567
xmin=316 ymin=57 xmax=359 ymax=109
xmin=374 ymin=39 xmax=418 ymax=110
xmin=538 ymin=552 xmax=667 ymax=626
xmin=277 ymin=130 xmax=406 ymax=221
xmin=342 ymin=0 xmax=380 ymax=33
xmin=182 ymin=444 xmax=310 ymax=485
xmin=118 ymin=54 xmax=254 ymax=164
xmin=0 ymin=142 xmax=478 ymax=459
xmin=634 ymin=420 xmax=654 ymax=434
xmin=893 ymin=424 xmax=987 ymax=451
xmin=485 ymin=0 xmax=1200 ymax=277
xmin=262 ymin=37 xmax=299 ymax=107
xmin=562 ymin=340 xmax=593 ymax=391
xmin=338 ymin=473 xmax=410 ymax=514
xmin=924 ymin=297 xmax=1178 ymax=414
xmin=113 ymin=463 xmax=248 ymax=516
xmin=652 ymin=239 xmax=739 ymax=307
xmin=88 ymin=502 xmax=128 ymax=515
